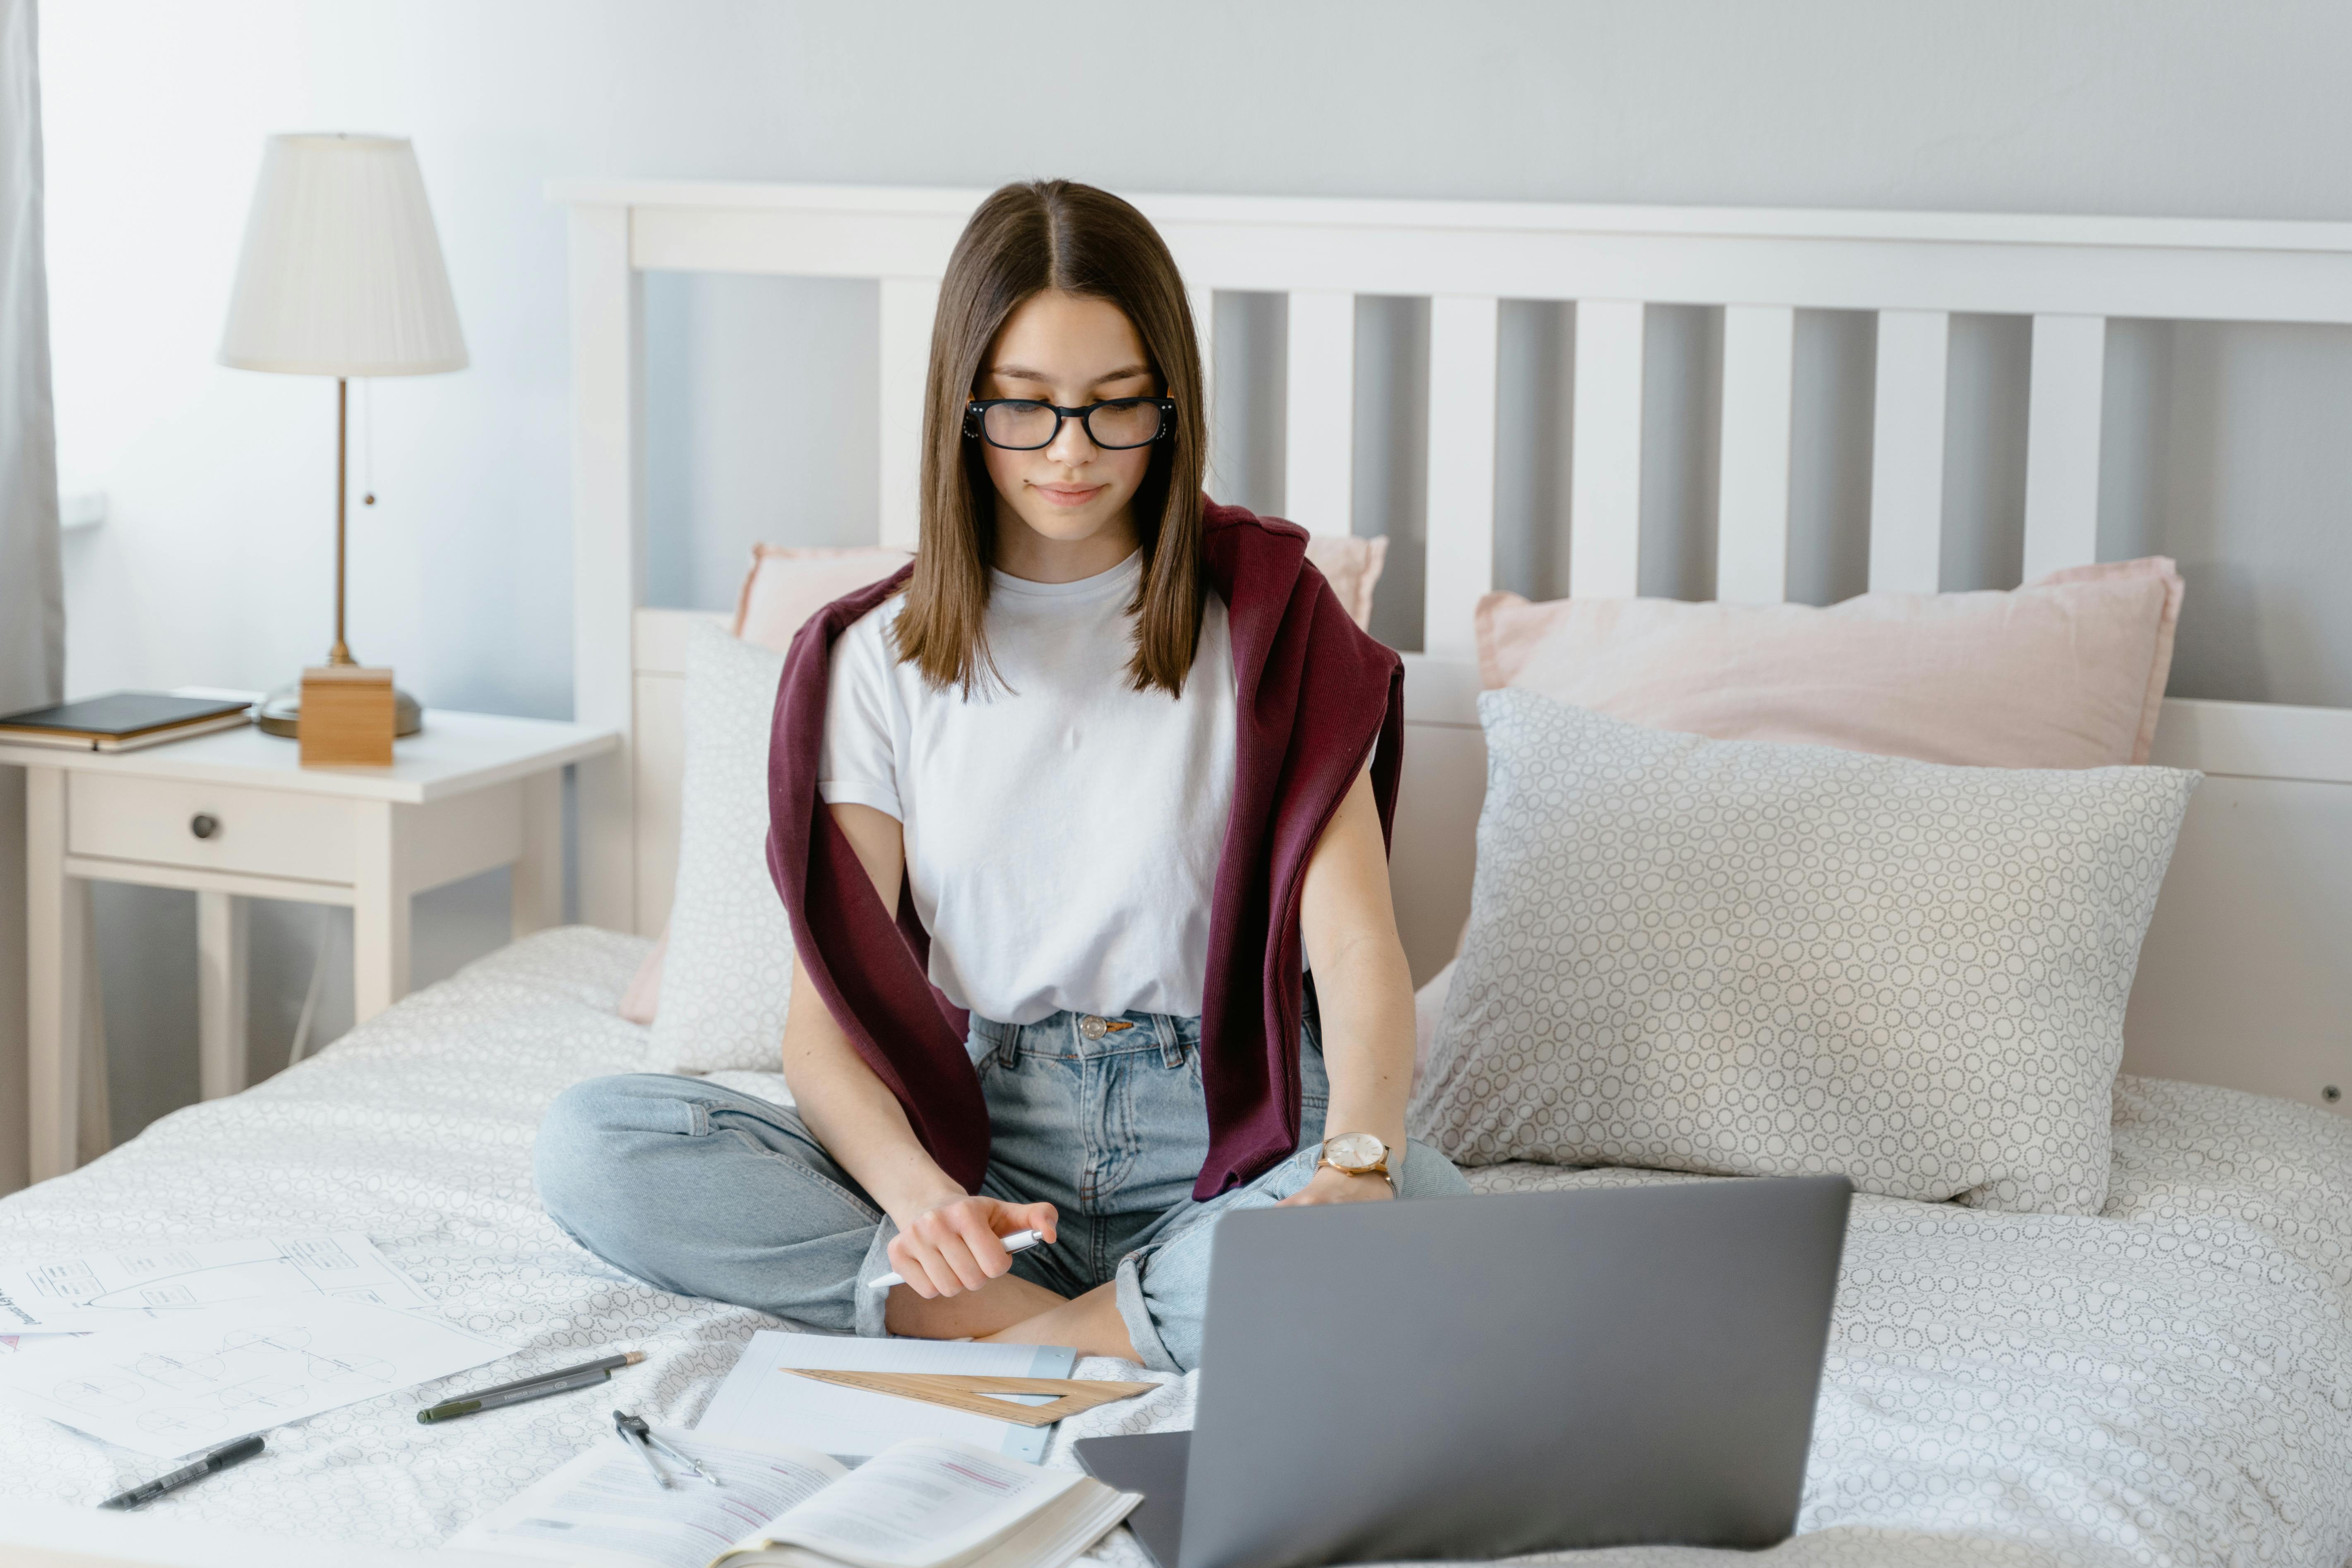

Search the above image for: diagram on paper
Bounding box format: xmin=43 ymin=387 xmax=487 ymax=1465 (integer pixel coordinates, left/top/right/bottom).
xmin=74 ymin=1327 xmax=394 ymax=1440
xmin=0 ymin=1233 xmax=433 ymax=1334
xmin=0 ymin=1298 xmax=514 ymax=1458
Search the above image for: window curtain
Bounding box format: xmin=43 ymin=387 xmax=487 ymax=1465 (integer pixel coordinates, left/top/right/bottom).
xmin=0 ymin=0 xmax=63 ymax=1195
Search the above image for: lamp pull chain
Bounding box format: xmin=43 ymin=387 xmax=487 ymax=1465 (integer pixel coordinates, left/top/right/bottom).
xmin=362 ymin=377 xmax=375 ymax=506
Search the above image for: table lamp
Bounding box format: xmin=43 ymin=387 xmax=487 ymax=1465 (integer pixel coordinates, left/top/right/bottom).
xmin=219 ymin=132 xmax=468 ymax=737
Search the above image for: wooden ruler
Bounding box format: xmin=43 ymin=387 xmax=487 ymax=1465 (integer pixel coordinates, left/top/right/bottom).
xmin=784 ymin=1369 xmax=1160 ymax=1427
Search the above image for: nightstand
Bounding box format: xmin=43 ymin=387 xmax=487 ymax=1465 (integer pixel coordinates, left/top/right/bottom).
xmin=3 ymin=702 xmax=618 ymax=1182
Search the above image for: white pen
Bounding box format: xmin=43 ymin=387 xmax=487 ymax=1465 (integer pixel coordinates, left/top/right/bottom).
xmin=870 ymin=1229 xmax=1044 ymax=1290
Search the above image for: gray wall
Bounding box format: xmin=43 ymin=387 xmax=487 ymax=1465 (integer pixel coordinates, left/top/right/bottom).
xmin=35 ymin=0 xmax=2352 ymax=1147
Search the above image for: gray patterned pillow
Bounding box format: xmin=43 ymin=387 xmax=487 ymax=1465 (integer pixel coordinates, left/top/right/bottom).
xmin=645 ymin=622 xmax=794 ymax=1074
xmin=1410 ymin=692 xmax=2199 ymax=1215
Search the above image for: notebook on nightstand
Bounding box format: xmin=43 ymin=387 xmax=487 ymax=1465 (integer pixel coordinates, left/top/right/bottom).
xmin=0 ymin=692 xmax=252 ymax=752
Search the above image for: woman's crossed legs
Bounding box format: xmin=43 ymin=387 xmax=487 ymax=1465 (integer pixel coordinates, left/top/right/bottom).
xmin=534 ymin=1072 xmax=1465 ymax=1372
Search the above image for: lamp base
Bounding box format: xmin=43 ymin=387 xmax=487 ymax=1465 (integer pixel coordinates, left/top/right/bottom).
xmin=256 ymin=679 xmax=423 ymax=739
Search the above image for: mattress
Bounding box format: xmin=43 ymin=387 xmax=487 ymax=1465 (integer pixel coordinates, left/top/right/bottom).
xmin=2 ymin=927 xmax=2349 ymax=1567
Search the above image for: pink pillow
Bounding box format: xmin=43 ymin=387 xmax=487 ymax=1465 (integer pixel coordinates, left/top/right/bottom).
xmin=1302 ymin=534 xmax=1388 ymax=630
xmin=1475 ymin=557 xmax=2184 ymax=768
xmin=618 ymin=930 xmax=665 ymax=1025
xmin=620 ymin=545 xmax=914 ymax=1025
xmin=733 ymin=544 xmax=915 ymax=652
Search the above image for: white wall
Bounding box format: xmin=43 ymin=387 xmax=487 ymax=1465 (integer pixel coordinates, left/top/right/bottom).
xmin=34 ymin=0 xmax=2352 ymax=1143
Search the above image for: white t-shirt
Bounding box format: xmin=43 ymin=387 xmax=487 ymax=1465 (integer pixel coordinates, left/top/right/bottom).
xmin=817 ymin=550 xmax=1238 ymax=1025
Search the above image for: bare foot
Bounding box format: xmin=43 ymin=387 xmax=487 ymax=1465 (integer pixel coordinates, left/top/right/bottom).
xmin=884 ymin=1271 xmax=1069 ymax=1340
xmin=979 ymin=1282 xmax=1139 ymax=1361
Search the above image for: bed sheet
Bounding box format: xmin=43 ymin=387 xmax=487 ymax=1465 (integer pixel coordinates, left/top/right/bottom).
xmin=1 ymin=928 xmax=2347 ymax=1568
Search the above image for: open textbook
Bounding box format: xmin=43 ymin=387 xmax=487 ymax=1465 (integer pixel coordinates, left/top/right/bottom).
xmin=451 ymin=1428 xmax=1139 ymax=1568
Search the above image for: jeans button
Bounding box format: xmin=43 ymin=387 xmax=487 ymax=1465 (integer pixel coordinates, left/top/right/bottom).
xmin=1078 ymin=1015 xmax=1108 ymax=1040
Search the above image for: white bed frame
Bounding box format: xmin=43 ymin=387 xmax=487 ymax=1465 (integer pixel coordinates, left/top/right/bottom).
xmin=547 ymin=180 xmax=2352 ymax=1120
xmin=17 ymin=178 xmax=2352 ymax=1568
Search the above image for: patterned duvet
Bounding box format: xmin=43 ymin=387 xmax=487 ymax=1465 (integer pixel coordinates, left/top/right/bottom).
xmin=1 ymin=928 xmax=2347 ymax=1567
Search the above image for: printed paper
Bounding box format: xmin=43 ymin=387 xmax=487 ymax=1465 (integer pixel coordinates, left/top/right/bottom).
xmin=0 ymin=1296 xmax=514 ymax=1457
xmin=0 ymin=1232 xmax=433 ymax=1334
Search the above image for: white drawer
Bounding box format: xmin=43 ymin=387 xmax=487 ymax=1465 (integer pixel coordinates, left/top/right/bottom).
xmin=68 ymin=772 xmax=356 ymax=885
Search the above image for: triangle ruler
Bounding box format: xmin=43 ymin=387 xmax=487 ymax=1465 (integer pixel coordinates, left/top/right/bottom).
xmin=784 ymin=1369 xmax=1160 ymax=1427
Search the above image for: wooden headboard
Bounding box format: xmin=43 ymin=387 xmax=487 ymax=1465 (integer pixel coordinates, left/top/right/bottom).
xmin=553 ymin=181 xmax=2352 ymax=1117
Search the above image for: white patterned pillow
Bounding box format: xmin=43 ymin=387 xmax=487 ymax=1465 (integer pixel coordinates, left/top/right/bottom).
xmin=1411 ymin=692 xmax=2199 ymax=1215
xmin=646 ymin=622 xmax=794 ymax=1074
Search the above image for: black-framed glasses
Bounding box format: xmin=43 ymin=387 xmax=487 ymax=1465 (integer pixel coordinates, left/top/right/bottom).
xmin=964 ymin=397 xmax=1177 ymax=451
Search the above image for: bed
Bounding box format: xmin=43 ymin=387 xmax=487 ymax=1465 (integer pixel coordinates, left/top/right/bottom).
xmin=6 ymin=929 xmax=2350 ymax=1566
xmin=9 ymin=183 xmax=2352 ymax=1566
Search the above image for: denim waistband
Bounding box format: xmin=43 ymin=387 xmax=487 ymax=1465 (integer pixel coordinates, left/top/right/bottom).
xmin=970 ymin=1009 xmax=1197 ymax=1069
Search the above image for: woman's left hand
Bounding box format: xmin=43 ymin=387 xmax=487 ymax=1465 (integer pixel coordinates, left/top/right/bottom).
xmin=1276 ymin=1164 xmax=1396 ymax=1207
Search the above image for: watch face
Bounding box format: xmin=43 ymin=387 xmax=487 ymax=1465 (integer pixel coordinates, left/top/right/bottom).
xmin=1324 ymin=1132 xmax=1386 ymax=1170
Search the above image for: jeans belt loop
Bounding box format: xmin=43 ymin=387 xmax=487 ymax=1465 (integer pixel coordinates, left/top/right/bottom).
xmin=1154 ymin=1013 xmax=1187 ymax=1069
xmin=1001 ymin=1021 xmax=1022 ymax=1070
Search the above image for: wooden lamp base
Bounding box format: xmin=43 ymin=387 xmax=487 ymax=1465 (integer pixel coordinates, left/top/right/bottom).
xmin=260 ymin=675 xmax=423 ymax=739
xmin=298 ymin=666 xmax=399 ymax=766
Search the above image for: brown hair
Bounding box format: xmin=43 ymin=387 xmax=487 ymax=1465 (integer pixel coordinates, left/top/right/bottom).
xmin=890 ymin=180 xmax=1208 ymax=696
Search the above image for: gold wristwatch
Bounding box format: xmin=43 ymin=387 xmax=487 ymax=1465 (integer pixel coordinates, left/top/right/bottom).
xmin=1317 ymin=1132 xmax=1396 ymax=1189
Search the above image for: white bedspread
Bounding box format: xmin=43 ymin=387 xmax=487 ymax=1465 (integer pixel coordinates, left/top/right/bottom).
xmin=2 ymin=929 xmax=2348 ymax=1567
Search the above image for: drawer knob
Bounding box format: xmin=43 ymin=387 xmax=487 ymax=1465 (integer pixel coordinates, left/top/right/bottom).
xmin=190 ymin=813 xmax=220 ymax=840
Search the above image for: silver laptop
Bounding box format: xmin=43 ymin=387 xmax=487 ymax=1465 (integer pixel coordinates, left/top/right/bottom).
xmin=1075 ymin=1175 xmax=1851 ymax=1568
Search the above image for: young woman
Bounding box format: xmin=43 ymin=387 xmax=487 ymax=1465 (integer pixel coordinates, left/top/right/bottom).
xmin=536 ymin=180 xmax=1468 ymax=1373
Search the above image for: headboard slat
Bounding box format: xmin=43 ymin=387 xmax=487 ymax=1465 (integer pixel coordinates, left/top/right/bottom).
xmin=1188 ymin=287 xmax=1218 ymax=492
xmin=877 ymin=277 xmax=939 ymax=552
xmin=2021 ymin=312 xmax=2109 ymax=581
xmin=1568 ymin=299 xmax=1646 ymax=597
xmin=1422 ymin=294 xmax=1502 ymax=658
xmin=1283 ymin=290 xmax=1358 ymax=536
xmin=567 ymin=204 xmax=645 ymax=934
xmin=1715 ymin=304 xmax=1797 ymax=604
xmin=1866 ymin=307 xmax=1951 ymax=594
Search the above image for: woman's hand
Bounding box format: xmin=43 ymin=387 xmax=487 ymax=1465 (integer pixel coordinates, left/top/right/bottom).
xmin=1276 ymin=1165 xmax=1396 ymax=1207
xmin=886 ymin=1196 xmax=1059 ymax=1298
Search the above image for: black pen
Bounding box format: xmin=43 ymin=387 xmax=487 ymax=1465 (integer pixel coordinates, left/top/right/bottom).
xmin=100 ymin=1436 xmax=265 ymax=1510
xmin=417 ymin=1350 xmax=645 ymax=1423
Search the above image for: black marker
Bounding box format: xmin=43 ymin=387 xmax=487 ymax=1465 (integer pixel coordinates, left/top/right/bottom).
xmin=100 ymin=1435 xmax=265 ymax=1510
xmin=417 ymin=1349 xmax=646 ymax=1424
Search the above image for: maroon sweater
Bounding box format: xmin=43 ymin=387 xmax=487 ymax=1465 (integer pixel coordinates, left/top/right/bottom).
xmin=766 ymin=502 xmax=1405 ymax=1200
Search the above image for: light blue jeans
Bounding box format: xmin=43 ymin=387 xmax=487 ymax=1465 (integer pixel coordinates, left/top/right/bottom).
xmin=535 ymin=1005 xmax=1470 ymax=1371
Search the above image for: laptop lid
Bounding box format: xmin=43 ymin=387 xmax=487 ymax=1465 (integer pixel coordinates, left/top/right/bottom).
xmin=1176 ymin=1176 xmax=1852 ymax=1568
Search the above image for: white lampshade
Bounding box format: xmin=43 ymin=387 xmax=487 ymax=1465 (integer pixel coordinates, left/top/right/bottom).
xmin=219 ymin=133 xmax=468 ymax=377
